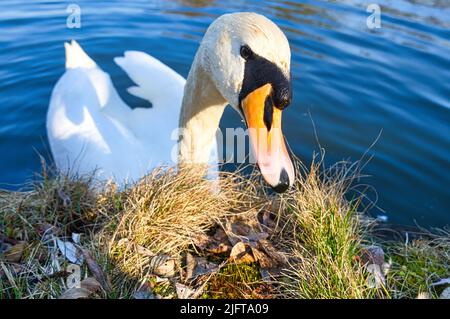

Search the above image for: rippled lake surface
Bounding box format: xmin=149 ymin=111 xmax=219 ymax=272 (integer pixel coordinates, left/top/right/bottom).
xmin=0 ymin=0 xmax=449 ymax=226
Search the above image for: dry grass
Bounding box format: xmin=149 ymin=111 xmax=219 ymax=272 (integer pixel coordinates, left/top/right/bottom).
xmin=104 ymin=167 xmax=263 ymax=281
xmin=0 ymin=159 xmax=448 ymax=299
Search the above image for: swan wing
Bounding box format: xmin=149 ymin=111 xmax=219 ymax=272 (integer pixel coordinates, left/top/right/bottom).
xmin=114 ymin=51 xmax=185 ymax=109
xmin=47 ymin=40 xmax=217 ymax=185
xmin=47 ymin=41 xmax=150 ymax=182
xmin=112 ymin=50 xmax=186 ymax=158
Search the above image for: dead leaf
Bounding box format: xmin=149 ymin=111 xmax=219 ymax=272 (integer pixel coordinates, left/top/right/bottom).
xmin=80 ymin=277 xmax=102 ymax=293
xmin=195 ymin=258 xmax=219 ymax=277
xmin=251 ymin=247 xmax=276 ymax=269
xmin=59 ymin=277 xmax=101 ymax=299
xmin=136 ymin=244 xmax=155 ymax=256
xmin=185 ymin=253 xmax=219 ymax=282
xmin=175 ymin=282 xmax=205 ymax=299
xmin=228 ymin=221 xmax=252 ymax=245
xmin=360 ymin=245 xmax=385 ymax=268
xmin=185 ymin=253 xmax=196 ymax=282
xmin=81 ymin=248 xmax=110 ymax=291
xmin=226 ymin=220 xmax=269 ymax=246
xmin=252 ymin=283 xmax=275 ymax=299
xmin=192 ymin=233 xmax=209 ymax=250
xmin=56 ymin=237 xmax=84 ymax=265
xmin=2 ymin=241 xmax=26 ymax=263
xmin=150 ymin=254 xmax=175 ymax=277
xmin=192 ymin=229 xmax=231 ymax=254
xmin=213 ymin=227 xmax=228 ymax=242
xmin=229 ymin=242 xmax=255 ymax=264
xmin=133 ymin=284 xmax=155 ymax=299
xmin=257 ymin=239 xmax=288 ymax=265
xmin=72 ymin=233 xmax=81 ymax=245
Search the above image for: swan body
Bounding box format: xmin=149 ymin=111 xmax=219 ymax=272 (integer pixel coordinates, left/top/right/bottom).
xmin=47 ymin=13 xmax=295 ymax=191
xmin=48 ymin=42 xmax=196 ymax=182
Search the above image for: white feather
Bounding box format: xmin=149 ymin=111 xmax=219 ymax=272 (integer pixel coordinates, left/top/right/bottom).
xmin=47 ymin=41 xmax=188 ymax=184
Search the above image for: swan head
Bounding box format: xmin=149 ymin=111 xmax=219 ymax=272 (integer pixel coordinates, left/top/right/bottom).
xmin=199 ymin=12 xmax=295 ymax=193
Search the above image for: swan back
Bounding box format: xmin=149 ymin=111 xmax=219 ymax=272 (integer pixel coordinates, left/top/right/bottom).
xmin=47 ymin=41 xmax=186 ymax=184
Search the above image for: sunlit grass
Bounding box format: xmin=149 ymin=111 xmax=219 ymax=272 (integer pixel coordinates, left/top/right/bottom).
xmin=274 ymin=161 xmax=379 ymax=299
xmin=0 ymin=159 xmax=448 ymax=299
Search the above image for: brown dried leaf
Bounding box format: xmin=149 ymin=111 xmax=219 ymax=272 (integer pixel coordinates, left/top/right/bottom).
xmin=360 ymin=245 xmax=385 ymax=268
xmin=251 ymin=247 xmax=277 ymax=269
xmin=252 ymin=283 xmax=275 ymax=299
xmin=185 ymin=254 xmax=219 ymax=282
xmin=194 ymin=257 xmax=219 ymax=277
xmin=213 ymin=227 xmax=228 ymax=242
xmin=257 ymin=239 xmax=288 ymax=265
xmin=210 ymin=243 xmax=231 ymax=254
xmin=175 ymin=282 xmax=205 ymax=299
xmin=136 ymin=244 xmax=155 ymax=256
xmin=231 ymin=221 xmax=252 ymax=237
xmin=229 ymin=242 xmax=255 ymax=264
xmin=227 ymin=221 xmax=251 ymax=246
xmin=226 ymin=220 xmax=269 ymax=246
xmin=80 ymin=277 xmax=102 ymax=293
xmin=59 ymin=278 xmax=101 ymax=299
xmin=192 ymin=229 xmax=231 ymax=255
xmin=185 ymin=253 xmax=196 ymax=282
xmin=150 ymin=254 xmax=176 ymax=278
xmin=80 ymin=248 xmax=110 ymax=291
xmin=192 ymin=233 xmax=210 ymax=251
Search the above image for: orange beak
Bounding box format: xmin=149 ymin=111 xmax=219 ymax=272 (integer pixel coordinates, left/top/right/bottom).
xmin=241 ymin=83 xmax=294 ymax=192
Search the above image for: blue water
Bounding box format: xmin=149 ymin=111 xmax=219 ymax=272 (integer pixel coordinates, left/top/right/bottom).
xmin=0 ymin=0 xmax=449 ymax=226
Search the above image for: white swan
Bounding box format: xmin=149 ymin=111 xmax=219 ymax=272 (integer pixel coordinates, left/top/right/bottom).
xmin=47 ymin=12 xmax=295 ymax=192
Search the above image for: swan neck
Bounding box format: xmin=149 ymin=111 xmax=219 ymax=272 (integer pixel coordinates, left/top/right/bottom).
xmin=178 ymin=56 xmax=227 ymax=168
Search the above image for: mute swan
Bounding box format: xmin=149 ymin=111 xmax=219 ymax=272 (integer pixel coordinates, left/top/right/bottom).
xmin=47 ymin=12 xmax=295 ymax=192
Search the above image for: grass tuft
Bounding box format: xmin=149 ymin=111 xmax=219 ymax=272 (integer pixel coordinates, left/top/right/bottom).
xmin=277 ymin=160 xmax=378 ymax=299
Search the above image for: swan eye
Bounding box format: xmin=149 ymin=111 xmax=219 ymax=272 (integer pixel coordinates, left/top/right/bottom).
xmin=240 ymin=45 xmax=253 ymax=60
